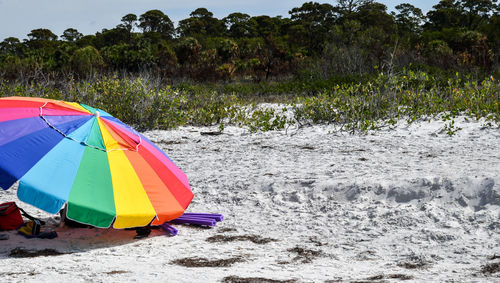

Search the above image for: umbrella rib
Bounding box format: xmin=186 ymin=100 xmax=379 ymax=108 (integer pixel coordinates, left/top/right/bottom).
xmin=39 ymin=102 xmax=142 ymax=153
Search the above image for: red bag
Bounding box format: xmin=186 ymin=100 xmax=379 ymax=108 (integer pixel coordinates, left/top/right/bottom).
xmin=0 ymin=202 xmax=24 ymax=231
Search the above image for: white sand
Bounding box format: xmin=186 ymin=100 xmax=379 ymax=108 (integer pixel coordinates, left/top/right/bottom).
xmin=1 ymin=115 xmax=499 ymax=282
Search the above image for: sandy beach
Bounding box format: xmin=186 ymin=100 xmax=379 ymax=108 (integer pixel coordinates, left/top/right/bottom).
xmin=1 ymin=116 xmax=499 ymax=282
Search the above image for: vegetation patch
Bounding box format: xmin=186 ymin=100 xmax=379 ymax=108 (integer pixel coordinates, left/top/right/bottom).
xmin=481 ymin=262 xmax=500 ymax=275
xmin=293 ymin=72 xmax=499 ymax=134
xmin=150 ymin=140 xmax=185 ymax=145
xmin=171 ymin=256 xmax=244 ymax=267
xmin=287 ymin=246 xmax=322 ymax=263
xmin=105 ymin=270 xmax=129 ymax=275
xmin=9 ymin=247 xmax=66 ymax=258
xmin=1 ymin=71 xmax=497 ymax=135
xmin=0 ymin=271 xmax=38 ymax=276
xmin=206 ymin=234 xmax=277 ymax=244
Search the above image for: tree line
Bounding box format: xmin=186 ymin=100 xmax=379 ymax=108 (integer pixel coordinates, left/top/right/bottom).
xmin=1 ymin=0 xmax=499 ymax=83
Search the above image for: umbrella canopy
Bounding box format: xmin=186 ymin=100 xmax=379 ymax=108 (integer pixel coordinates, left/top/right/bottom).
xmin=0 ymin=96 xmax=193 ymax=229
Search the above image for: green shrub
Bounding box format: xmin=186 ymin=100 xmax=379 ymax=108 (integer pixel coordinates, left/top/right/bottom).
xmin=70 ymin=46 xmax=104 ymax=76
xmin=1 ymin=71 xmax=498 ymax=134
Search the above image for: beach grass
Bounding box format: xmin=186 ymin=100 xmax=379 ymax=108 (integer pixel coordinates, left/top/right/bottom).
xmin=1 ymin=71 xmax=498 ymax=134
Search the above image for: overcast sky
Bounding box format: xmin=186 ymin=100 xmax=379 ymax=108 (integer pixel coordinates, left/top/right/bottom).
xmin=0 ymin=0 xmax=439 ymax=41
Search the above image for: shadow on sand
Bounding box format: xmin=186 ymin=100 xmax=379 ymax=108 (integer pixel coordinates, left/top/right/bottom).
xmin=0 ymin=216 xmax=168 ymax=259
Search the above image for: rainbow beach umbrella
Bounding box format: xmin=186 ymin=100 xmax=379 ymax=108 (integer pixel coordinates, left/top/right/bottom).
xmin=0 ymin=96 xmax=193 ymax=229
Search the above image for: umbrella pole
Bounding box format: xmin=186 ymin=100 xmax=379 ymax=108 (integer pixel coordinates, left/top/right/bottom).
xmin=59 ymin=204 xmax=67 ymax=228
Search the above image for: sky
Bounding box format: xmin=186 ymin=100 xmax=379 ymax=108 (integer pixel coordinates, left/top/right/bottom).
xmin=0 ymin=0 xmax=439 ymax=41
